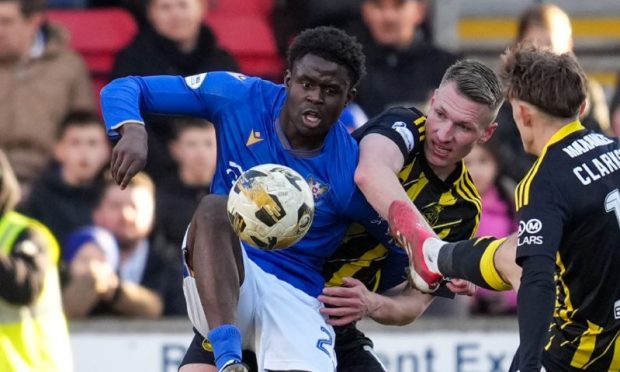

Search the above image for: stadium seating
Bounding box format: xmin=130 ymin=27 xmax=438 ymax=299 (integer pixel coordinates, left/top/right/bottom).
xmin=208 ymin=0 xmax=274 ymax=17
xmin=206 ymin=13 xmax=283 ymax=80
xmin=47 ymin=6 xmax=283 ymax=95
xmin=47 ymin=8 xmax=138 ymax=99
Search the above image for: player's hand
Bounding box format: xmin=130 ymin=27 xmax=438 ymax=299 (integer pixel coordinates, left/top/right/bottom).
xmin=318 ymin=277 xmax=380 ymax=326
xmin=110 ymin=123 xmax=148 ymax=189
xmin=446 ymin=278 xmax=477 ymax=296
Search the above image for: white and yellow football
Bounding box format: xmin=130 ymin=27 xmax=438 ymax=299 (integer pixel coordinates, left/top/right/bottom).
xmin=227 ymin=164 xmax=314 ymax=250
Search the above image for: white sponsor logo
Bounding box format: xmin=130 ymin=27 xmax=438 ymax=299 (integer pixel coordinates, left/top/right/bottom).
xmin=518 ymin=219 xmax=543 ymax=236
xmin=615 ymin=300 xmax=620 ymax=320
xmin=184 ymin=73 xmax=207 ymax=89
xmin=518 ymin=235 xmax=543 ymax=245
xmin=226 ymin=72 xmax=247 ymax=81
xmin=391 ymin=121 xmax=414 ymax=153
xmin=225 ymin=161 xmax=244 ymax=186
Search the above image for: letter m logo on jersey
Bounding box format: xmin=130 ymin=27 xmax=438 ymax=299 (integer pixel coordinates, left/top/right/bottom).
xmin=615 ymin=300 xmax=620 ymax=320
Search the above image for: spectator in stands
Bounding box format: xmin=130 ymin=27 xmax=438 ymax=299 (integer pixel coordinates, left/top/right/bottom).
xmin=494 ymin=3 xmax=612 ymax=182
xmin=156 ymin=118 xmax=215 ymax=246
xmin=271 ymin=0 xmax=363 ymax=58
xmin=464 ymin=142 xmax=517 ymax=316
xmin=111 ymin=0 xmax=238 ymax=182
xmin=0 ymin=0 xmax=94 ymax=194
xmin=19 ymin=111 xmax=110 ymax=248
xmin=61 ymin=226 xmax=121 ymax=317
xmin=63 ymin=173 xmax=186 ymax=317
xmin=0 ymin=149 xmax=73 ymax=372
xmin=346 ymin=0 xmax=459 ymax=117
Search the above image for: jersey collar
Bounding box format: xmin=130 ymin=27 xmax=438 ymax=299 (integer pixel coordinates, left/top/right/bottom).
xmin=544 ymin=120 xmax=585 ymax=149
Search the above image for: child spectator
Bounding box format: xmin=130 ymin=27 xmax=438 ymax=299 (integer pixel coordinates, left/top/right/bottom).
xmin=20 ymin=111 xmax=110 ymax=248
xmin=156 ymin=118 xmax=215 ymax=246
xmin=464 ymin=142 xmax=517 ymax=315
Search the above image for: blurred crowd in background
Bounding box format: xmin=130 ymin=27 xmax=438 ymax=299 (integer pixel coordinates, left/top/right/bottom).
xmin=1 ymin=0 xmax=620 ymax=328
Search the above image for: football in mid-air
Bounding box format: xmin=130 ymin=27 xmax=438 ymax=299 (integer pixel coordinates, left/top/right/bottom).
xmin=227 ymin=164 xmax=314 ymax=250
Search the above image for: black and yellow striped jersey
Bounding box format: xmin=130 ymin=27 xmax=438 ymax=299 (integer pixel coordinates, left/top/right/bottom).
xmin=515 ymin=121 xmax=620 ymax=370
xmin=323 ymin=107 xmax=481 ymax=292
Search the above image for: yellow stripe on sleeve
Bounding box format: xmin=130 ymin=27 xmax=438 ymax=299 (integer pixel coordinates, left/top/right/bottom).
xmin=479 ymin=238 xmax=512 ymax=290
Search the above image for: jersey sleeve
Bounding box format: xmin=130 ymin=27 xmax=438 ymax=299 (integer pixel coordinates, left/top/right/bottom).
xmin=101 ymin=72 xmax=262 ymax=139
xmin=515 ymin=165 xmax=568 ymax=263
xmin=351 ymin=106 xmax=426 ymax=161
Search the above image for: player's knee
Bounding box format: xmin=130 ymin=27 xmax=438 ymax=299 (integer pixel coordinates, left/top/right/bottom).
xmin=195 ymin=195 xmax=230 ymax=228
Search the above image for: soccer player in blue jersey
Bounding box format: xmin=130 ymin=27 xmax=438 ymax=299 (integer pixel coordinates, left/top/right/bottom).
xmin=100 ymin=27 xmax=366 ymax=372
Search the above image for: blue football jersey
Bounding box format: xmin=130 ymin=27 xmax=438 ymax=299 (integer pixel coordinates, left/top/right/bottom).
xmin=101 ymin=72 xmax=361 ymax=297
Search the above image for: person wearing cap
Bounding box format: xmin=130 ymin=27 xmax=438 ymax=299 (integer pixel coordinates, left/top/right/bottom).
xmin=61 ymin=226 xmax=123 ymax=317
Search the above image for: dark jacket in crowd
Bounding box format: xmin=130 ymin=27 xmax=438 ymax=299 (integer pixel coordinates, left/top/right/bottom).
xmin=347 ymin=23 xmax=460 ymax=117
xmin=111 ymin=25 xmax=238 ymax=78
xmin=19 ymin=164 xmax=104 ymax=249
xmin=141 ymin=234 xmax=186 ymax=316
xmin=155 ymin=175 xmax=210 ymax=248
xmin=111 ymin=25 xmax=238 ymax=181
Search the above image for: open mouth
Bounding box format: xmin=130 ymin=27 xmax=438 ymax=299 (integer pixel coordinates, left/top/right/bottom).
xmin=301 ymin=109 xmax=322 ymax=128
xmin=431 ymin=142 xmax=451 ymax=158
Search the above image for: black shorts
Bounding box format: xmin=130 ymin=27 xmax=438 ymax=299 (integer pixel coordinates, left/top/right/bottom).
xmin=179 ymin=328 xmax=258 ymax=371
xmin=334 ymin=324 xmax=387 ymax=372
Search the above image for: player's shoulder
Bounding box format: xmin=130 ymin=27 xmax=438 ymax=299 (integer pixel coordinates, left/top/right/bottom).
xmin=352 ymin=106 xmax=426 ymax=159
xmin=205 ymin=70 xmax=279 ymax=88
xmin=199 ymin=72 xmax=285 ymax=117
xmin=366 ymin=106 xmax=425 ymax=126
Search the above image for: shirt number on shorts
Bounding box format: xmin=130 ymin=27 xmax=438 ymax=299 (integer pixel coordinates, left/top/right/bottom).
xmin=316 ymin=326 xmax=333 ymax=357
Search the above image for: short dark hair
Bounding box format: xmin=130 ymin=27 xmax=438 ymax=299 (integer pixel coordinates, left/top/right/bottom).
xmin=96 ymin=172 xmax=155 ymax=208
xmin=0 ymin=0 xmax=46 ymax=17
xmin=171 ymin=117 xmax=214 ymax=141
xmin=441 ymin=59 xmax=504 ymax=120
xmin=501 ymin=44 xmax=587 ymax=119
xmin=57 ymin=110 xmax=104 ymax=140
xmin=287 ymin=26 xmax=366 ymax=88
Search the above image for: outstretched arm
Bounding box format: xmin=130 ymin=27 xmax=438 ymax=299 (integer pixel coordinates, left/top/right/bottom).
xmin=355 ymin=134 xmax=408 ymax=220
xmin=101 ymin=72 xmax=252 ymax=187
xmin=355 ymin=134 xmax=431 ymax=232
xmin=319 ymin=277 xmax=475 ymax=326
xmin=320 ymin=278 xmax=431 ymax=326
xmin=101 ymin=75 xmax=208 ymax=188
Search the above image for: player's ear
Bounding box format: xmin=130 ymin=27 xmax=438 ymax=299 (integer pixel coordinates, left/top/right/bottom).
xmin=578 ymin=99 xmax=587 ymax=118
xmin=512 ymin=99 xmax=532 ymax=128
xmin=284 ymin=70 xmax=292 ymax=89
xmin=478 ymin=122 xmax=498 ymax=144
xmin=346 ymin=88 xmax=357 ymax=105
